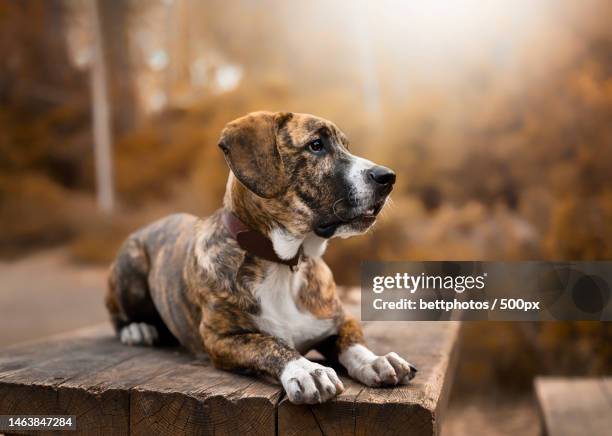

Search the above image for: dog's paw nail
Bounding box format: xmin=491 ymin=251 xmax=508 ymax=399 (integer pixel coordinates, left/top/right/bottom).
xmin=281 ymin=358 xmax=341 ymax=404
xmin=346 ymin=349 xmax=417 ymax=387
xmin=372 ymin=356 xmax=400 ymax=385
xmin=400 ymin=364 xmax=418 ymax=383
xmin=286 ymin=378 xmax=304 ymax=403
xmin=403 ymin=372 xmax=416 ymax=383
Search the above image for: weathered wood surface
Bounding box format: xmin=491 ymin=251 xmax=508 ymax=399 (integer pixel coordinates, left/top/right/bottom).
xmin=0 ymin=325 xmax=279 ymax=436
xmin=535 ymin=377 xmax=612 ymax=436
xmin=0 ymin=321 xmax=460 ymax=436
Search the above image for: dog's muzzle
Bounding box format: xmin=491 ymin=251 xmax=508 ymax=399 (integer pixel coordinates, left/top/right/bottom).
xmin=314 ymin=165 xmax=396 ymax=238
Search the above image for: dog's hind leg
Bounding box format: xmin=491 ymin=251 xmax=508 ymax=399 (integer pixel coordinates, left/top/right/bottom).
xmin=105 ymin=237 xmax=176 ymax=346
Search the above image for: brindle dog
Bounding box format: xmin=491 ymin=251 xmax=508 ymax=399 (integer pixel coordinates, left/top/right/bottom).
xmin=106 ymin=111 xmax=416 ymax=404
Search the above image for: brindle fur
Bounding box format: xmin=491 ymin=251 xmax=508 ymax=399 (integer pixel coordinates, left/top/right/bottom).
xmin=106 ymin=211 xmax=359 ymax=378
xmin=106 ymin=112 xmax=371 ymax=380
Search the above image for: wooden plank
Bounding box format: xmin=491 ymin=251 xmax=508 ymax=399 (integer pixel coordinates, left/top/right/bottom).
xmin=0 ymin=326 xmax=282 ymax=436
xmin=1 ymin=320 xmax=461 ymax=436
xmin=535 ymin=377 xmax=612 ymax=436
xmin=0 ymin=325 xmax=111 ymax=379
xmin=278 ymin=322 xmax=461 ymax=436
xmin=0 ymin=326 xmax=149 ymax=436
xmin=53 ymin=347 xmax=193 ymax=436
xmin=130 ymin=359 xmax=281 ymax=436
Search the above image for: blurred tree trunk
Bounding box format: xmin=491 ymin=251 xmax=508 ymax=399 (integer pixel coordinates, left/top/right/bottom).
xmin=90 ymin=0 xmax=114 ymax=213
xmin=0 ymin=0 xmax=89 ymax=187
xmin=95 ymin=0 xmax=138 ymax=135
xmin=0 ymin=0 xmax=82 ymax=107
xmin=164 ymin=0 xmax=192 ymax=106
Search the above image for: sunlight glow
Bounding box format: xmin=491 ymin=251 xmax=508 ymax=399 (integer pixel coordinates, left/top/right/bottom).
xmin=355 ymin=0 xmax=549 ymax=70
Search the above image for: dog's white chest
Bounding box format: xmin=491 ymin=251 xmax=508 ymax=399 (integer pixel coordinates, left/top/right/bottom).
xmin=252 ymin=264 xmax=336 ymax=353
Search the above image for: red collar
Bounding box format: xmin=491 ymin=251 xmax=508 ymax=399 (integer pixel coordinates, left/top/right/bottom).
xmin=222 ymin=210 xmax=302 ymax=271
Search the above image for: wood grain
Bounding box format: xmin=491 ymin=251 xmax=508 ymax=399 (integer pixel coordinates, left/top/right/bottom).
xmin=0 ymin=320 xmax=461 ymax=435
xmin=535 ymin=377 xmax=612 ymax=436
xmin=0 ymin=325 xmax=281 ymax=436
xmin=130 ymin=358 xmax=281 ymax=436
xmin=0 ymin=326 xmax=148 ymax=436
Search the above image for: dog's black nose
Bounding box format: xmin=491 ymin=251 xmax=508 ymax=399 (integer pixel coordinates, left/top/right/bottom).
xmin=368 ymin=166 xmax=396 ymax=186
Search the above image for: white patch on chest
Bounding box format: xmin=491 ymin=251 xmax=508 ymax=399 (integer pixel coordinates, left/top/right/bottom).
xmin=269 ymin=228 xmax=302 ymax=260
xmin=252 ymin=264 xmax=336 ymax=353
xmin=302 ymin=233 xmax=328 ymax=257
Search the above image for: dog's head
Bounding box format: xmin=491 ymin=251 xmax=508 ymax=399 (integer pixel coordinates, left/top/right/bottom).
xmin=219 ymin=111 xmax=395 ymax=239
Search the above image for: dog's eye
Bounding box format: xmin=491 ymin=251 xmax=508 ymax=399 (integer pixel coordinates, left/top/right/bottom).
xmin=308 ymin=139 xmax=324 ymax=154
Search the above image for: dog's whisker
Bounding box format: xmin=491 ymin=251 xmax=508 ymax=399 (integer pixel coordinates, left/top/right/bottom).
xmin=332 ymin=198 xmax=350 ymax=222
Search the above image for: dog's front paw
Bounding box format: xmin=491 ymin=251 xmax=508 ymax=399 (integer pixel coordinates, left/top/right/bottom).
xmin=280 ymin=357 xmax=345 ymax=404
xmin=340 ymin=344 xmax=417 ymax=387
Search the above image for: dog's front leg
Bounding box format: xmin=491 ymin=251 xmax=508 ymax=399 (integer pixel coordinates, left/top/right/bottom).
xmin=320 ymin=314 xmax=417 ymax=387
xmin=202 ymin=327 xmax=345 ymax=404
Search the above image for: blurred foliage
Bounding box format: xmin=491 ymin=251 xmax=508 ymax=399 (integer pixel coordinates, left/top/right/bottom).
xmin=0 ymin=0 xmax=611 ymax=389
xmin=456 ymin=321 xmax=612 ymax=393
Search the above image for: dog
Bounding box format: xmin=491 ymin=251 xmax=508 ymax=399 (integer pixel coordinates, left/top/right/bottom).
xmin=105 ymin=111 xmax=416 ymax=404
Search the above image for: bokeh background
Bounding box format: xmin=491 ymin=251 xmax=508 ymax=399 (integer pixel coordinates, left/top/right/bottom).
xmin=1 ymin=0 xmax=611 ymax=433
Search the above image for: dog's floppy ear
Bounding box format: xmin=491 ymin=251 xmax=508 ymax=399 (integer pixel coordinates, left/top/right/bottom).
xmin=219 ymin=111 xmax=292 ymax=198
